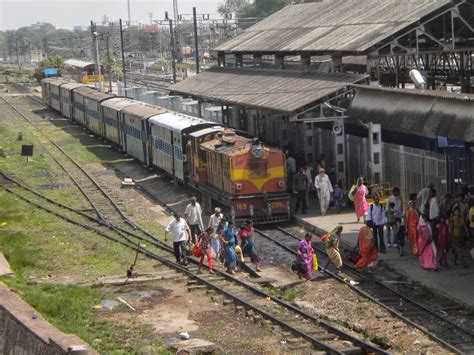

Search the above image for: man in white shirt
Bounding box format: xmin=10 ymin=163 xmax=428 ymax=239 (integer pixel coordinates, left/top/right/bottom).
xmin=184 ymin=196 xmax=204 ymax=244
xmin=417 ymin=183 xmax=434 ymax=214
xmin=387 ymin=187 xmax=403 ymax=218
xmin=165 ymin=212 xmax=191 ymax=264
xmin=367 ymin=195 xmax=387 ymax=253
xmin=429 ymin=188 xmax=440 ymax=242
xmin=314 ymin=168 xmax=333 ymax=216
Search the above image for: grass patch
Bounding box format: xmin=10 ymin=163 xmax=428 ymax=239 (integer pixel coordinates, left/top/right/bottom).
xmin=263 ymin=284 xmax=308 ymax=302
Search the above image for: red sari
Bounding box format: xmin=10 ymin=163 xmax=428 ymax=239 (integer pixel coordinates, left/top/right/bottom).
xmin=406 ymin=209 xmax=418 ymax=255
xmin=356 ymin=225 xmax=378 ymax=269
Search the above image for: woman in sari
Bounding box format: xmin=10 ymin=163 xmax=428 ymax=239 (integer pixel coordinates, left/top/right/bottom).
xmin=405 ymin=200 xmax=419 ymax=255
xmin=355 ymin=221 xmax=378 ymax=271
xmin=417 ymin=215 xmax=437 ymax=271
xmin=297 ymin=233 xmax=315 ymax=280
xmin=240 ymin=220 xmax=262 ymax=272
xmin=353 ymin=177 xmax=368 ymax=223
xmin=321 ymin=226 xmax=343 ymax=271
xmin=220 ymin=221 xmax=238 ymax=274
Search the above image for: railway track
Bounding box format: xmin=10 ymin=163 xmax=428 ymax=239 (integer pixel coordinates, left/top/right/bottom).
xmin=0 ymin=94 xmax=388 ymax=354
xmin=254 ymin=226 xmax=474 ymax=354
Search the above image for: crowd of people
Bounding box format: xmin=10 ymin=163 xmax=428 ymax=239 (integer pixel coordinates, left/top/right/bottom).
xmin=164 ymin=197 xmax=261 ymax=274
xmin=164 ymin=180 xmax=473 ymax=278
xmin=352 ymin=181 xmax=474 ymax=272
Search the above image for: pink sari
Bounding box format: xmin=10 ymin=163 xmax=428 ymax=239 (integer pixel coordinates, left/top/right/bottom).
xmin=417 ymin=224 xmax=437 ymax=270
xmin=297 ymin=239 xmax=314 ymax=280
xmin=354 ymin=185 xmax=368 ymax=218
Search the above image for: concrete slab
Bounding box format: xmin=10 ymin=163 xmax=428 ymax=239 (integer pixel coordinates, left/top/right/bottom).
xmin=293 ymin=209 xmax=474 ymax=308
xmin=171 ymin=338 xmax=217 ymax=354
xmin=0 ymin=252 xmax=13 ymax=276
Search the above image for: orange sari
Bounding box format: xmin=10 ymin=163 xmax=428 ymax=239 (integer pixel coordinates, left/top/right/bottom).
xmin=356 ymin=225 xmax=378 ymax=269
xmin=406 ymin=209 xmax=418 ymax=255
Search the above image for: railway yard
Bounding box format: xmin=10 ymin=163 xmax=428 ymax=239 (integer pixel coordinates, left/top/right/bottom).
xmin=1 ymin=83 xmax=473 ymax=354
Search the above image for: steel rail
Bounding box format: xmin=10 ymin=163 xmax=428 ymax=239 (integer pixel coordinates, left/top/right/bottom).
xmin=276 ymin=226 xmax=474 ymax=338
xmin=0 ymin=94 xmax=386 ymax=354
xmin=0 ymin=182 xmax=385 ymax=355
xmin=254 ymin=226 xmax=470 ymax=354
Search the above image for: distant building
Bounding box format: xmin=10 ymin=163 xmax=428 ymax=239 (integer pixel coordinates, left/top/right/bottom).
xmin=31 ymin=50 xmax=44 ymax=63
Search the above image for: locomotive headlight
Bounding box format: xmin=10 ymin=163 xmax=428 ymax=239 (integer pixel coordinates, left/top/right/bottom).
xmin=278 ymin=180 xmax=285 ymax=188
xmin=251 ymin=146 xmax=264 ymax=158
xmin=235 ymin=183 xmax=242 ymax=190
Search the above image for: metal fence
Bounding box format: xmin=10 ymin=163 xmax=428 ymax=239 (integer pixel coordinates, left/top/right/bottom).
xmin=383 ymin=143 xmax=447 ymax=198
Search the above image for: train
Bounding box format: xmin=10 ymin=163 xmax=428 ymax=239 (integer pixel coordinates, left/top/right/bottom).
xmin=41 ymin=77 xmax=290 ymax=223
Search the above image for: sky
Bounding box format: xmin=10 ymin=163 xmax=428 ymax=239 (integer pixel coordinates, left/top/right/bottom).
xmin=0 ymin=0 xmax=220 ymax=30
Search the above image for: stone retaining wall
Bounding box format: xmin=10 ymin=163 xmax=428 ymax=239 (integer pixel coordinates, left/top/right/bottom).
xmin=0 ymin=282 xmax=94 ymax=354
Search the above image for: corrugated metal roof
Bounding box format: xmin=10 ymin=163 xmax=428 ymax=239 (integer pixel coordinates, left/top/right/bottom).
xmin=348 ymin=86 xmax=474 ymax=142
xmin=190 ymin=126 xmax=223 ymax=138
xmin=60 ymin=83 xmax=84 ymax=90
xmin=215 ymin=0 xmax=452 ymax=54
xmin=169 ymin=67 xmax=367 ymax=113
xmin=101 ymin=97 xmax=137 ymax=110
xmin=64 ymin=59 xmax=95 ymax=68
xmin=149 ymin=112 xmax=214 ymax=133
xmin=121 ymin=102 xmax=166 ymax=119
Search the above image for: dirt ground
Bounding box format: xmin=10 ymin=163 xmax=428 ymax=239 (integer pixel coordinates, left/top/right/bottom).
xmin=95 ymin=279 xmax=293 ymax=354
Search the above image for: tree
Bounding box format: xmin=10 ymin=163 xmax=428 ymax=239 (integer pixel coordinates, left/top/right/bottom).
xmin=34 ymin=55 xmax=64 ymax=81
xmin=217 ymin=0 xmax=251 ymax=16
xmin=239 ymin=0 xmax=295 ymax=18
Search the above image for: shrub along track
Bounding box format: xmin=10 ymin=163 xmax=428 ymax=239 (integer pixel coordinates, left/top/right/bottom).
xmin=0 ymin=94 xmax=387 ymax=354
xmin=254 ymin=226 xmax=474 ymax=354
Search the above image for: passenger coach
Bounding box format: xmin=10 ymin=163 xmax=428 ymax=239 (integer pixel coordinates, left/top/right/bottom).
xmin=40 ymin=77 xmax=290 ymax=223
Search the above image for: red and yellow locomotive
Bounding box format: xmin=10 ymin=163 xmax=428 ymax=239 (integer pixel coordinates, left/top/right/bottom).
xmin=187 ymin=128 xmax=290 ymax=223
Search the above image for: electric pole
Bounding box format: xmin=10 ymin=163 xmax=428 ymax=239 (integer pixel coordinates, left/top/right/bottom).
xmin=106 ymin=34 xmax=112 ymax=93
xmin=173 ymin=0 xmax=179 ymax=24
xmin=14 ymin=34 xmax=21 ymax=76
xmin=169 ymin=19 xmax=177 ymax=83
xmin=127 ymin=0 xmax=132 ymax=26
xmin=119 ymin=19 xmax=127 ymax=89
xmin=193 ymin=7 xmax=200 ymax=74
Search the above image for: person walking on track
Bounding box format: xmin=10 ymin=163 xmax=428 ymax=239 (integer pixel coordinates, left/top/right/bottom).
xmin=208 ymin=207 xmax=223 ymax=260
xmin=321 ymin=226 xmax=343 ymax=272
xmin=315 ymin=167 xmax=333 ymax=216
xmin=165 ymin=212 xmax=191 ymax=265
xmin=355 ymin=221 xmax=378 ymax=271
xmin=197 ymin=227 xmax=214 ymax=274
xmin=296 ymin=232 xmax=315 ymax=280
xmin=184 ymin=196 xmax=204 ymax=244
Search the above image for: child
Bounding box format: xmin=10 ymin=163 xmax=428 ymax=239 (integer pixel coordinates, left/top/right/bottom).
xmin=333 ymin=183 xmax=344 ymax=213
xmin=436 ymin=215 xmax=450 ymax=267
xmin=385 ymin=202 xmax=397 ymax=247
xmin=394 ymin=217 xmax=406 ymax=256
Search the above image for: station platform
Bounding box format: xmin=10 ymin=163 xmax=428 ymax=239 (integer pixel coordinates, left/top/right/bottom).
xmin=292 ymin=199 xmax=474 ymax=308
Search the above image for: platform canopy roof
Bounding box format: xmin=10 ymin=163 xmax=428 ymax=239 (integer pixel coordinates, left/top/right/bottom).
xmin=348 ymin=86 xmax=474 ymax=142
xmin=215 ymin=0 xmax=454 ymax=55
xmin=169 ymin=67 xmax=367 ymax=113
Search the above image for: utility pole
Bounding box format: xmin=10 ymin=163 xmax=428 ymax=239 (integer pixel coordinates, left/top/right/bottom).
xmin=127 ymin=0 xmax=132 ymax=26
xmin=169 ymin=19 xmax=177 ymax=83
xmin=106 ymin=34 xmax=112 ymax=93
xmin=14 ymin=34 xmax=21 ymax=76
xmin=193 ymin=7 xmax=200 ymax=74
xmin=119 ymin=19 xmax=127 ymax=89
xmin=90 ymin=21 xmax=100 ymax=77
xmin=173 ymin=0 xmax=179 ymax=24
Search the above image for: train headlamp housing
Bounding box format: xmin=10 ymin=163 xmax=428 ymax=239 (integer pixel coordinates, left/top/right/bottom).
xmin=251 ymin=146 xmax=264 ymax=158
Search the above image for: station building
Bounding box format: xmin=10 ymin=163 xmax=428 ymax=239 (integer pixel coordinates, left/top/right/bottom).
xmin=168 ymin=0 xmax=474 ymax=198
